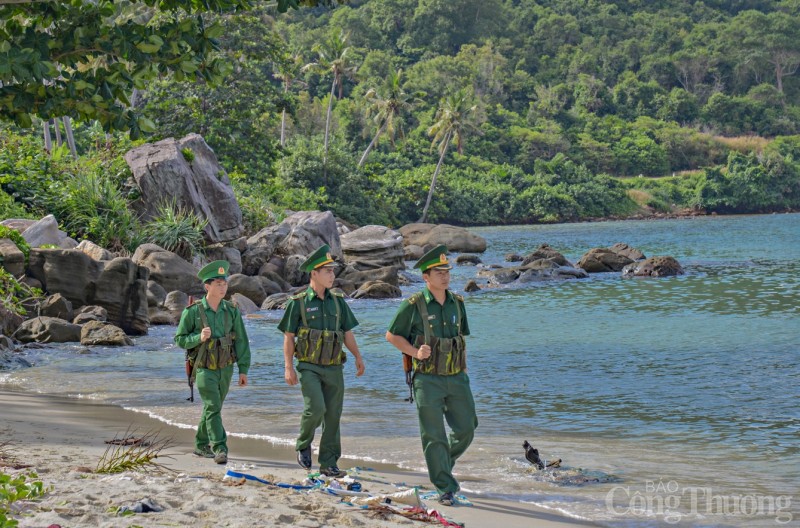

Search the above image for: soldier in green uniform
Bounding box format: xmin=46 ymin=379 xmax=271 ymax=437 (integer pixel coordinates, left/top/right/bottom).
xmin=279 ymin=244 xmax=365 ymax=478
xmin=385 ymin=245 xmax=477 ymax=506
xmin=175 ymin=260 xmax=250 ymax=465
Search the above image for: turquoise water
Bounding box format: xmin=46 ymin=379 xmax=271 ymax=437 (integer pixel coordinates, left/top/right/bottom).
xmin=3 ymin=213 xmax=798 ymax=527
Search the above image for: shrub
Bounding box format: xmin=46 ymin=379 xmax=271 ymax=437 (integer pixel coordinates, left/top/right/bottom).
xmin=0 ymin=226 xmax=30 ymax=261
xmin=0 ymin=470 xmax=47 ymax=528
xmin=141 ymin=200 xmax=207 ymax=261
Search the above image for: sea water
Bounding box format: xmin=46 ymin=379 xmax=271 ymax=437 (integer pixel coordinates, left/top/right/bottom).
xmin=3 ymin=213 xmax=798 ymax=527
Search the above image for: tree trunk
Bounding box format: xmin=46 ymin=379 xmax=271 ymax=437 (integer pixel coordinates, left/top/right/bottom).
xmin=358 ymin=121 xmax=386 ymax=168
xmin=281 ymin=109 xmax=287 ymax=147
xmin=323 ymin=76 xmax=337 ymax=183
xmin=419 ymin=132 xmax=451 ymax=224
xmin=43 ymin=119 xmax=52 ymax=154
xmin=54 ymin=119 xmax=62 ymax=146
xmin=62 ymin=116 xmax=78 ymax=159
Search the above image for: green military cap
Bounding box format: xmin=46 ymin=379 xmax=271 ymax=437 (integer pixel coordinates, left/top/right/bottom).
xmin=301 ymin=244 xmax=336 ymax=272
xmin=198 ymin=260 xmax=230 ymax=282
xmin=414 ymin=244 xmax=452 ymax=272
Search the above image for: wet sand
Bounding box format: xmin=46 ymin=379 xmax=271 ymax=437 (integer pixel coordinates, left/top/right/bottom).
xmin=0 ymin=389 xmax=596 ymax=527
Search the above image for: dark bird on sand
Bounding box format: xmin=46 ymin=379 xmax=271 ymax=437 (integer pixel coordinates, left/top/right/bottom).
xmin=523 ymin=440 xmax=561 ymax=470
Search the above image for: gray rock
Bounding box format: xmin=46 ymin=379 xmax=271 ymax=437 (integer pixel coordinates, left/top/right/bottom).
xmin=337 ymin=264 xmax=399 ymax=288
xmin=241 ymin=245 xmax=273 ymax=276
xmin=609 ymin=243 xmax=646 ymax=261
xmin=149 ymin=308 xmax=179 ymax=325
xmin=132 ymin=244 xmax=202 ymax=295
xmin=0 ymin=219 xmax=36 ymax=233
xmin=478 ymin=268 xmax=520 ymax=285
xmin=39 ymin=293 xmax=73 ymax=321
xmin=146 ymin=281 xmax=167 ymax=307
xmin=14 ymin=316 xmax=81 ymax=343
xmin=75 ymin=240 xmax=112 ymax=261
xmin=261 ymin=293 xmax=292 ymax=310
xmin=576 ymin=248 xmax=633 ymax=273
xmin=1 ymin=301 xmax=24 ymax=337
xmin=227 ymin=274 xmax=267 ymax=305
xmin=351 ymin=280 xmax=401 ymax=299
xmin=464 ymin=279 xmax=481 ymax=292
xmin=20 ymin=214 xmax=73 ymax=248
xmin=505 ymin=253 xmax=523 ymax=262
xmin=404 ymin=244 xmax=425 ymax=261
xmin=622 ymin=256 xmax=684 ymax=278
xmin=258 ymin=276 xmax=283 ymax=296
xmin=28 ymin=249 xmax=101 ymax=307
xmin=456 ymin=254 xmax=482 ymax=265
xmin=90 ymin=257 xmax=150 ymax=335
xmin=399 ymin=223 xmax=487 ymax=253
xmin=230 ymin=293 xmax=259 ymax=315
xmin=73 ymin=305 xmax=108 ymax=325
xmin=246 ymin=211 xmax=341 ymax=265
xmin=0 ymin=238 xmax=25 ymax=277
xmin=80 ymin=321 xmax=133 ymax=346
xmin=341 ymin=225 xmax=404 ymax=271
xmin=204 ymin=246 xmax=242 ymax=275
xmin=258 ymin=268 xmax=291 ymax=292
xmin=522 ymin=244 xmax=571 ymax=267
xmin=283 ymin=255 xmax=309 ymax=287
xmin=164 ymin=291 xmax=191 ymax=315
xmin=124 ymin=134 xmax=244 ymax=243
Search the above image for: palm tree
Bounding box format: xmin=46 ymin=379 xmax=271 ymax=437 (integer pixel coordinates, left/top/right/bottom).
xmin=303 ymin=30 xmax=357 ymax=174
xmin=420 ymin=88 xmax=478 ymax=223
xmin=274 ymin=51 xmax=305 ymax=148
xmin=358 ymin=68 xmax=425 ymax=168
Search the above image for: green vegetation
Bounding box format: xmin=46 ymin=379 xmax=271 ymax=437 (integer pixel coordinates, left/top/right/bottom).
xmin=0 ymin=226 xmax=29 ymax=262
xmin=141 ymin=201 xmax=208 ymax=261
xmin=0 ymin=470 xmax=46 ymax=528
xmin=2 ymin=0 xmax=800 ymax=236
xmin=0 ymin=268 xmax=42 ymax=317
xmin=95 ymin=430 xmax=174 ymax=474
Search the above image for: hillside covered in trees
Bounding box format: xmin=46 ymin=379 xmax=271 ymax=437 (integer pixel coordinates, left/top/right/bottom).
xmin=3 ymin=0 xmax=800 ymax=234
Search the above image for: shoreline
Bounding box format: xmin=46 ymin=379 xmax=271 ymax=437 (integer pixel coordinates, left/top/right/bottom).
xmin=0 ymin=388 xmax=597 ymax=527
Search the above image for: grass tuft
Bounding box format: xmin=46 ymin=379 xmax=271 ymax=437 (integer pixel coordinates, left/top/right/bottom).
xmin=95 ymin=428 xmax=175 ymax=475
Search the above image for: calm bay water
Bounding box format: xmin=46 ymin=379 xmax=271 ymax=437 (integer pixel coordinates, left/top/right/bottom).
xmin=3 ymin=214 xmax=799 ymax=527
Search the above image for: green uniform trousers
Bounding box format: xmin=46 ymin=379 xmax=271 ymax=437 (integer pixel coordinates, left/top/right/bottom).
xmin=413 ymin=371 xmax=478 ymax=494
xmin=296 ymin=362 xmax=344 ymax=468
xmin=195 ymin=364 xmax=234 ymax=454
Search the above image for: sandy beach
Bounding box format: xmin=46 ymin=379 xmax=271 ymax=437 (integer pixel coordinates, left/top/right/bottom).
xmin=0 ymin=389 xmax=595 ymax=528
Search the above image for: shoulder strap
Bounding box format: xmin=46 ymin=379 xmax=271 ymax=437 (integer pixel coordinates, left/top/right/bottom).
xmin=297 ymin=295 xmax=307 ymax=327
xmin=410 ymin=293 xmax=432 ymax=344
xmin=194 ymin=301 xmax=209 ymax=329
xmin=333 ymin=293 xmax=341 ymax=330
xmin=449 ymin=291 xmax=463 ymax=334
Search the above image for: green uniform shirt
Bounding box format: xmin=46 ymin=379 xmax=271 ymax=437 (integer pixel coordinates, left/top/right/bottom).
xmin=278 ymin=287 xmax=359 ymax=334
xmin=174 ymin=297 xmax=251 ymax=374
xmin=388 ymin=287 xmax=470 ymax=342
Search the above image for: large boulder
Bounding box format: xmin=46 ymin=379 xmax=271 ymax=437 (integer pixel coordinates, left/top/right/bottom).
xmin=230 ymin=293 xmax=259 ymax=316
xmin=522 ymin=244 xmax=571 ymax=267
xmin=75 ymin=240 xmax=113 ymax=261
xmin=124 ymin=134 xmax=244 ymax=243
xmin=351 ymin=280 xmax=401 ymax=299
xmin=609 ymin=243 xmax=646 ymax=261
xmin=227 ymin=274 xmax=267 ymax=306
xmin=14 ymin=316 xmax=81 ymax=343
xmin=337 ymin=265 xmax=399 ymax=288
xmin=576 ymin=248 xmax=634 ymax=273
xmin=399 ymin=223 xmax=487 ymax=253
xmin=132 ymin=244 xmax=202 ymax=295
xmin=246 ymin=210 xmax=341 ymax=262
xmin=146 ymin=281 xmax=167 ymax=308
xmin=73 ymin=305 xmax=108 ymax=325
xmin=622 ymin=256 xmax=684 ymax=278
xmin=341 ymin=225 xmax=404 ymax=271
xmin=20 ymin=214 xmax=77 ymax=249
xmin=39 ymin=293 xmax=74 ymax=322
xmin=0 ymin=219 xmax=37 ymax=233
xmin=204 ymin=246 xmax=242 ymax=275
xmin=80 ymin=321 xmax=134 ymax=346
xmin=0 ymin=301 xmax=24 ymax=337
xmin=27 ymin=249 xmax=150 ymax=335
xmin=261 ymin=293 xmax=292 ymax=310
xmin=0 ymin=238 xmax=25 ymax=277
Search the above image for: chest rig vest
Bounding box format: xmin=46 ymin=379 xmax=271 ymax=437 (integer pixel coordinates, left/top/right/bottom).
xmin=408 ymin=292 xmax=466 ymax=375
xmin=293 ymin=293 xmax=347 ymax=366
xmin=186 ymin=300 xmax=237 ymax=377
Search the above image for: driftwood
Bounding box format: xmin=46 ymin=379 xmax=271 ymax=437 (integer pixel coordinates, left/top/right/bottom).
xmin=104 ymin=436 xmax=151 ymax=447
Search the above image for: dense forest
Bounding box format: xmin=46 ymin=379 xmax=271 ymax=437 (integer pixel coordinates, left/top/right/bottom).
xmin=3 ymin=0 xmax=800 ymax=244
